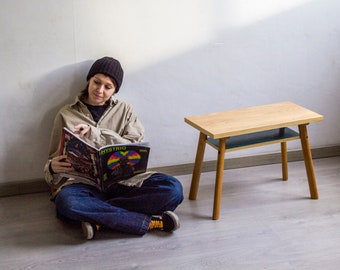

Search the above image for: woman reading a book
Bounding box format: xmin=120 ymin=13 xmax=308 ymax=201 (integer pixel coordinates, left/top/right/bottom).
xmin=44 ymin=57 xmax=183 ymax=240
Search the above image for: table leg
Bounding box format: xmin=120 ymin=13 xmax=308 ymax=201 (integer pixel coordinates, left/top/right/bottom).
xmin=189 ymin=132 xmax=207 ymax=200
xmin=281 ymin=142 xmax=288 ymax=180
xmin=212 ymin=138 xmax=226 ymax=220
xmin=298 ymin=124 xmax=319 ymax=199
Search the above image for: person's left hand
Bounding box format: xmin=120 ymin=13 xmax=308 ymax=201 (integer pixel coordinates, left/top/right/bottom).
xmin=74 ymin=124 xmax=91 ymax=138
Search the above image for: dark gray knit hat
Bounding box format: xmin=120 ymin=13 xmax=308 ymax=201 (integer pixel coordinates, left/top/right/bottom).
xmin=86 ymin=57 xmax=124 ymax=92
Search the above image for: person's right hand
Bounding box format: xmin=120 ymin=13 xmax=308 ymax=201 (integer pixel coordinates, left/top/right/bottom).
xmin=50 ymin=155 xmax=73 ymax=174
xmin=74 ymin=124 xmax=91 ymax=138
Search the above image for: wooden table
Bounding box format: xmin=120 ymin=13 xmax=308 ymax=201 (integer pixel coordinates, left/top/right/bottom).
xmin=184 ymin=101 xmax=324 ymax=220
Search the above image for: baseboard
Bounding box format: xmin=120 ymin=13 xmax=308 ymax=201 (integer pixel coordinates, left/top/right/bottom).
xmin=152 ymin=145 xmax=340 ymax=175
xmin=1 ymin=145 xmax=339 ymax=197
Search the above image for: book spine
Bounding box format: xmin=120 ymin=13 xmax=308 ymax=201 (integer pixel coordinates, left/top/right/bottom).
xmin=98 ymin=153 xmax=105 ymax=192
xmin=59 ymin=129 xmax=66 ymax=155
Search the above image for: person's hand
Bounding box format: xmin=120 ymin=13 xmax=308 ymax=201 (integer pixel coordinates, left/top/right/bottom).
xmin=50 ymin=155 xmax=73 ymax=174
xmin=74 ymin=124 xmax=91 ymax=138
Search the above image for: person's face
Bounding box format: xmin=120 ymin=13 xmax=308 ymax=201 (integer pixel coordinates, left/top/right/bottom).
xmin=86 ymin=73 xmax=116 ymax=105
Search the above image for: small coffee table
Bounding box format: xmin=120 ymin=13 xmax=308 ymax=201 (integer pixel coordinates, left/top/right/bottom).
xmin=184 ymin=101 xmax=324 ymax=220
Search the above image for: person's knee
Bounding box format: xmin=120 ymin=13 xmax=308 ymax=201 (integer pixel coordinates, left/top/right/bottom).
xmin=172 ymin=179 xmax=184 ymax=203
xmin=164 ymin=176 xmax=184 ymax=206
xmin=55 ymin=188 xmax=76 ymax=215
xmin=55 ymin=184 xmax=88 ymax=216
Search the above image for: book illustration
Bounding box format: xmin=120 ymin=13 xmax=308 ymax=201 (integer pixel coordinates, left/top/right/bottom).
xmin=60 ymin=127 xmax=150 ymax=190
xmin=105 ymin=149 xmax=142 ymax=182
xmin=62 ymin=130 xmax=100 ymax=185
xmin=107 ymin=150 xmax=141 ymax=170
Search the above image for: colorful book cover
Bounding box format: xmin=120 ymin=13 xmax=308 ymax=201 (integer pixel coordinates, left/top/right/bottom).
xmin=59 ymin=127 xmax=150 ymax=191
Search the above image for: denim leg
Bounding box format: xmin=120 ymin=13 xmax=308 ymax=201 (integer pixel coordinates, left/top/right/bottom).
xmin=55 ymin=184 xmax=150 ymax=235
xmin=106 ymin=173 xmax=184 ymax=215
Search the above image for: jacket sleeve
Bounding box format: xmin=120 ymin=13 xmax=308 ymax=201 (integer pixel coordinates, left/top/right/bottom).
xmin=86 ymin=104 xmax=144 ymax=147
xmin=43 ymin=110 xmax=66 ymax=186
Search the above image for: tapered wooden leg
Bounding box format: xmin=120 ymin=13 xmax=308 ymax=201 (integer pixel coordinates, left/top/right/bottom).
xmin=189 ymin=132 xmax=207 ymax=200
xmin=212 ymin=138 xmax=226 ymax=220
xmin=298 ymin=124 xmax=319 ymax=199
xmin=281 ymin=142 xmax=288 ymax=180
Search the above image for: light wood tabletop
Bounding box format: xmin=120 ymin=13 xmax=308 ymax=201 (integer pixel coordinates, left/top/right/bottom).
xmin=185 ymin=101 xmax=323 ymax=139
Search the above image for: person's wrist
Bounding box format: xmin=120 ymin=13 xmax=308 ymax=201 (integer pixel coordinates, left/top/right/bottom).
xmin=49 ymin=161 xmax=56 ymax=175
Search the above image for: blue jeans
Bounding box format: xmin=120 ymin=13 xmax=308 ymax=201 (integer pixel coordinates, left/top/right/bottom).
xmin=54 ymin=173 xmax=184 ymax=235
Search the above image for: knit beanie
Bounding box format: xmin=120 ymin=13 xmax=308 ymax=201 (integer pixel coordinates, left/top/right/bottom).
xmin=86 ymin=57 xmax=124 ymax=92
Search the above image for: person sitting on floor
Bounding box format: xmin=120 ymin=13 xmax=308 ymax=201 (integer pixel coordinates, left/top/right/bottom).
xmin=44 ymin=56 xmax=184 ymax=240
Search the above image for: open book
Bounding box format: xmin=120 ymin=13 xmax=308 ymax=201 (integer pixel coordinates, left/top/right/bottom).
xmin=59 ymin=127 xmax=150 ymax=191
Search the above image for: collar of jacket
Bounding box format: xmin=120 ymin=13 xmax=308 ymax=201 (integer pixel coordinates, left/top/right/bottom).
xmin=71 ymin=95 xmax=118 ymax=108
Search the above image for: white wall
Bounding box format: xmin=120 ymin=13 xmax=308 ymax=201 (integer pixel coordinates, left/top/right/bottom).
xmin=1 ymin=0 xmax=339 ymax=184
